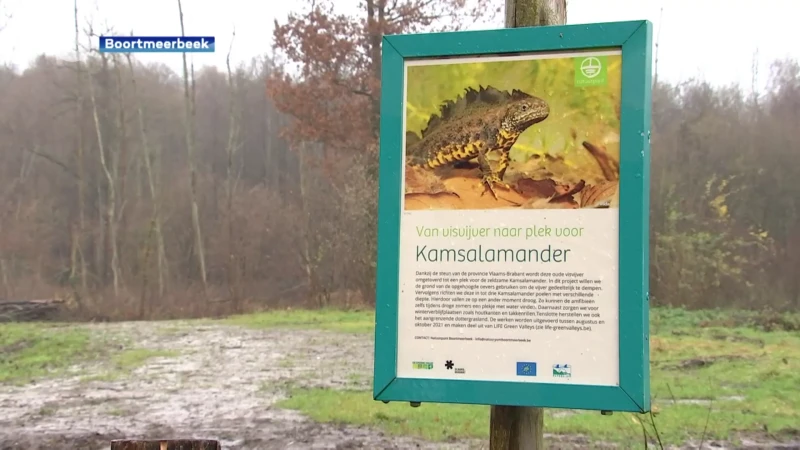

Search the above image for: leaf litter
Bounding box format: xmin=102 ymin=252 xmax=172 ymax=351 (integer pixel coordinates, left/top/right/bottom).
xmin=403 ymin=139 xmax=619 ymax=210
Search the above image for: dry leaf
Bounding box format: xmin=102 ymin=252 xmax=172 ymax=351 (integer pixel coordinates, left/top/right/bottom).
xmin=580 ymin=181 xmax=619 ymax=208
xmin=514 ymin=178 xmax=562 ymax=198
xmin=521 ymin=196 xmax=579 ymax=209
xmin=404 ymin=165 xmax=458 ymax=197
xmin=514 ymin=177 xmax=585 ymax=209
xmin=403 ymin=166 xmax=527 ymax=210
xmin=582 ymin=140 xmax=619 ymax=181
xmin=552 ymin=179 xmax=586 ymax=201
xmin=514 ymin=177 xmax=585 ymax=199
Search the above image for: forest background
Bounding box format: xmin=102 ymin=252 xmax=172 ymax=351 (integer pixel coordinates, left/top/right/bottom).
xmin=0 ymin=0 xmax=798 ymax=320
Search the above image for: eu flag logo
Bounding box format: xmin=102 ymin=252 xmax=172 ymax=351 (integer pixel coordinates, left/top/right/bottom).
xmin=516 ymin=362 xmax=537 ymax=376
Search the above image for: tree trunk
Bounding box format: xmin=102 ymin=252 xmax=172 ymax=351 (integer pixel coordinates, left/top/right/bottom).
xmin=505 ymin=0 xmax=566 ymax=27
xmin=297 ymin=144 xmax=324 ymax=307
xmin=262 ymin=62 xmax=274 ymax=189
xmin=112 ymin=54 xmax=129 ymax=292
xmin=225 ymin=31 xmax=242 ymax=312
xmin=0 ymin=257 xmax=10 ymax=299
xmin=87 ymin=49 xmax=121 ymax=298
xmin=365 ymin=0 xmax=385 ymax=139
xmin=73 ymin=0 xmax=88 ymax=296
xmin=126 ymin=54 xmax=168 ymax=301
xmin=490 ymin=5 xmax=566 ymax=450
xmin=96 ymin=167 xmax=106 ymax=282
xmin=177 ymin=0 xmax=209 ymax=296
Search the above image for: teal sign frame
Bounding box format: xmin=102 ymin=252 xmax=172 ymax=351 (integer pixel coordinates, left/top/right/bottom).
xmin=373 ymin=20 xmax=652 ymax=413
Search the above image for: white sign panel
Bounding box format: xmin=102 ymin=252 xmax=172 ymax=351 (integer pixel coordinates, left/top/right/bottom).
xmin=396 ymin=49 xmax=622 ymax=386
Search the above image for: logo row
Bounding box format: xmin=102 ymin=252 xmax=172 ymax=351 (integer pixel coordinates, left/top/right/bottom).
xmin=411 ymin=361 xmax=572 ymax=378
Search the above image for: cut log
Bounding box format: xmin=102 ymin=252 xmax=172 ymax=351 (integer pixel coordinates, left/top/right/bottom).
xmin=110 ymin=440 xmax=221 ymax=450
xmin=0 ymin=298 xmax=67 ymax=323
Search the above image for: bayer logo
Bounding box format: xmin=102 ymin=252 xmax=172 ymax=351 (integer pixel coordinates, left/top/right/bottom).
xmin=580 ymin=57 xmax=603 ymax=78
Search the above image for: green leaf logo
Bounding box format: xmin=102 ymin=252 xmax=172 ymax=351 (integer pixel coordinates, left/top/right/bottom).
xmin=575 ymin=56 xmax=608 ymax=87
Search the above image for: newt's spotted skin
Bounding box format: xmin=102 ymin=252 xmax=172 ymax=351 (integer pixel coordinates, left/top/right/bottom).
xmin=406 ymin=85 xmax=550 ymax=198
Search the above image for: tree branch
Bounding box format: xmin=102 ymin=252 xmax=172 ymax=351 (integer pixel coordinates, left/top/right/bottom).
xmin=23 ymin=147 xmax=80 ymax=180
xmin=332 ymin=78 xmax=373 ymax=98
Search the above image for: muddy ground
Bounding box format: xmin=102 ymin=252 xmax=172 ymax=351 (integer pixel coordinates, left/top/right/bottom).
xmin=0 ymin=322 xmax=483 ymax=450
xmin=0 ymin=322 xmax=797 ymax=450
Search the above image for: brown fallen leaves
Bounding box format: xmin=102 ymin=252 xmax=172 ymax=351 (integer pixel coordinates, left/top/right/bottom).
xmin=579 ymin=180 xmax=619 ymax=208
xmin=403 ymin=140 xmax=619 ymax=210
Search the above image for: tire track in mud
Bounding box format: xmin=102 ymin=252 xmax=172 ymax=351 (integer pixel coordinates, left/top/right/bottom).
xmin=0 ymin=322 xmax=474 ymax=450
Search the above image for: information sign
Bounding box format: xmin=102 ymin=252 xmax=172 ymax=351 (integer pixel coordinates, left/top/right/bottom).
xmin=373 ymin=20 xmax=652 ymax=413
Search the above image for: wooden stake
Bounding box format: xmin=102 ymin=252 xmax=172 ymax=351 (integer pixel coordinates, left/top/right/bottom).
xmin=110 ymin=440 xmax=220 ymax=450
xmin=490 ymin=406 xmax=544 ymax=449
xmin=490 ymin=1 xmax=566 ymax=449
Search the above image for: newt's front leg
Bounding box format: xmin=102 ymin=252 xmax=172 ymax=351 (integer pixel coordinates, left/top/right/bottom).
xmin=496 ymin=148 xmax=511 ymax=181
xmin=476 ymin=128 xmax=511 ymax=199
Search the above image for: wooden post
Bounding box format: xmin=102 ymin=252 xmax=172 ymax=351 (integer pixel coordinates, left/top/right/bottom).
xmin=504 ymin=0 xmax=566 ymax=28
xmin=110 ymin=440 xmax=220 ymax=450
xmin=490 ymin=2 xmax=567 ymax=449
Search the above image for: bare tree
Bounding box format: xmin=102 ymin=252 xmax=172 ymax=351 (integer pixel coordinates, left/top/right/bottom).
xmin=177 ymin=0 xmax=208 ymax=295
xmin=72 ymin=0 xmax=88 ymax=299
xmin=126 ymin=54 xmax=168 ymax=305
xmin=0 ymin=0 xmax=797 ymax=320
xmin=296 ymin=143 xmax=325 ymax=307
xmin=225 ymin=28 xmax=243 ymax=311
xmin=85 ymin=27 xmax=122 ymax=298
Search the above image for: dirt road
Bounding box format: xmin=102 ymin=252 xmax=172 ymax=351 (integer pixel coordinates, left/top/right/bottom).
xmin=0 ymin=322 xmax=477 ymax=450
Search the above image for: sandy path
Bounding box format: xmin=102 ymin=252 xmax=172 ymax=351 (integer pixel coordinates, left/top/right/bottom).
xmin=0 ymin=322 xmax=475 ymax=450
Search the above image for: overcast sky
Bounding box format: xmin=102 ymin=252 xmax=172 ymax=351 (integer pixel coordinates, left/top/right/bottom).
xmin=1 ymin=0 xmax=798 ymax=93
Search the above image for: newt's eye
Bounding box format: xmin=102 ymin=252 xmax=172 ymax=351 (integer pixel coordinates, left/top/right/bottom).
xmin=521 ymin=105 xmax=528 ymax=110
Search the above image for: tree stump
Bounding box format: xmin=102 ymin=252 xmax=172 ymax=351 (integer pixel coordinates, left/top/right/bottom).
xmin=110 ymin=440 xmax=220 ymax=450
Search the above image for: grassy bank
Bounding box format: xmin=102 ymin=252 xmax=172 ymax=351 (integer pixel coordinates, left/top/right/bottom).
xmin=252 ymin=306 xmax=800 ymax=447
xmin=222 ymin=307 xmax=375 ymax=334
xmin=0 ymin=323 xmax=95 ymax=384
xmin=0 ymin=322 xmax=179 ymax=385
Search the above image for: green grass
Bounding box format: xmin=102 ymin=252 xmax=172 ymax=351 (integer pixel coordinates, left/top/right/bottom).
xmin=110 ymin=348 xmax=181 ymax=370
xmin=79 ymin=348 xmax=180 ymax=383
xmin=650 ymin=306 xmax=800 ymax=333
xmin=0 ymin=323 xmax=94 ymax=384
xmin=222 ymin=308 xmax=375 ymax=334
xmin=222 ymin=305 xmax=800 ymax=336
xmin=269 ymin=306 xmax=800 ymax=447
xmin=1 ymin=322 xmax=181 ymax=385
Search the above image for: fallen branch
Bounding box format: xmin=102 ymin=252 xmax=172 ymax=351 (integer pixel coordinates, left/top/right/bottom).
xmin=0 ymin=298 xmax=68 ymax=322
